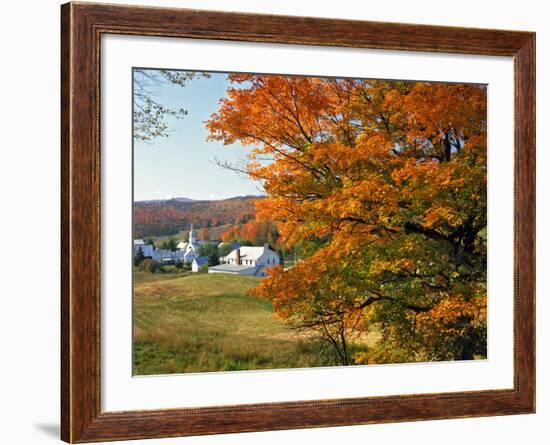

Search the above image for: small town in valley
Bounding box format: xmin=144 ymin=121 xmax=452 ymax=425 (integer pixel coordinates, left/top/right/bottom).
xmin=133 ymin=224 xmax=280 ymax=277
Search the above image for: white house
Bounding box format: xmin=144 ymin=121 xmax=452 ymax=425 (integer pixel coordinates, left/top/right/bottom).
xmin=210 ymin=244 xmax=280 ymax=277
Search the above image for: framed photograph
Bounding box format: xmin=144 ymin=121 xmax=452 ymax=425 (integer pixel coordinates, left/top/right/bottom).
xmin=61 ymin=2 xmax=535 ymax=442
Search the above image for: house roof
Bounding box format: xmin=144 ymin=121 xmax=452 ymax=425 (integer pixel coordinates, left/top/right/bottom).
xmin=223 ymin=246 xmax=270 ymax=261
xmin=139 ymin=244 xmax=154 ymax=254
xmin=208 ymin=264 xmax=256 ymax=273
xmin=193 ymin=256 xmax=209 ymax=266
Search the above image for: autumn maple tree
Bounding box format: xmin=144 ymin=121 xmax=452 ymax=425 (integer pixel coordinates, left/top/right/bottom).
xmin=206 ymin=74 xmax=487 ymax=365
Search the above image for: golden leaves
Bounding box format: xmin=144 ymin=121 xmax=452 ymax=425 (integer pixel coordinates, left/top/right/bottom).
xmin=207 ymin=75 xmax=488 ymax=362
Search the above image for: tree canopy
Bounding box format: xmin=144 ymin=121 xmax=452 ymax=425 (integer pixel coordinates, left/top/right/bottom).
xmin=159 ymin=238 xmax=178 ymax=251
xmin=207 ymin=74 xmax=487 ymax=365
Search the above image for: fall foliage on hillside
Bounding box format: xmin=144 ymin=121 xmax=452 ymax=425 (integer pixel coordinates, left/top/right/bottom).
xmin=220 ymin=219 xmax=279 ymax=246
xmin=207 ymin=74 xmax=487 ymax=365
xmin=133 ymin=196 xmax=257 ymax=238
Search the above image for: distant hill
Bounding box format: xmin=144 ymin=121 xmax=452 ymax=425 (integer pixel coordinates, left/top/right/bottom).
xmin=139 ymin=197 xmax=197 ymax=204
xmin=133 ymin=195 xmax=262 ymax=238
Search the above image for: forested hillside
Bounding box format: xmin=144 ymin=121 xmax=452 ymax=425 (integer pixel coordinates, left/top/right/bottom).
xmin=133 ymin=196 xmax=260 ymax=238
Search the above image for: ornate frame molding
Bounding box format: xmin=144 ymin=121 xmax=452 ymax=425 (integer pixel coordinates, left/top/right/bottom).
xmin=61 ymin=2 xmax=535 ymax=442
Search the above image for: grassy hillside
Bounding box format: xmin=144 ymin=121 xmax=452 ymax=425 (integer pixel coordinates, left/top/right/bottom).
xmin=133 ymin=273 xmax=336 ymax=375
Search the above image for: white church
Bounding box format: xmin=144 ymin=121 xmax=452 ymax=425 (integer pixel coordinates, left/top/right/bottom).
xmin=174 ymin=224 xmax=201 ymax=264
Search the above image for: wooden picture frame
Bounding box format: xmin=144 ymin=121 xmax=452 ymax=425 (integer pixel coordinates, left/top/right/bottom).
xmin=61 ymin=2 xmax=535 ymax=442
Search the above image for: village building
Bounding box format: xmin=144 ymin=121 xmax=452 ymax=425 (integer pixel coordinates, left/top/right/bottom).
xmin=208 ymin=263 xmax=257 ymax=276
xmin=151 ymin=249 xmax=186 ymax=264
xmin=176 ymin=224 xmax=219 ymax=264
xmin=209 ymin=244 xmax=280 ymax=277
xmin=135 ymin=225 xmax=277 ymax=276
xmin=134 ymin=224 xmax=199 ymax=265
xmin=176 ymin=224 xmax=199 ymax=260
xmin=191 ymin=256 xmax=209 ymax=272
xmin=133 ymin=239 xmax=154 ymax=258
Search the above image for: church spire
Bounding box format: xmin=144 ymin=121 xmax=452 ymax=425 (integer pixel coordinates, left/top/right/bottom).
xmin=189 ymin=223 xmax=196 ymax=245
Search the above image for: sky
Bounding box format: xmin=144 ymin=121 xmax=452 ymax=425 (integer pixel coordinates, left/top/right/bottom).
xmin=133 ymin=71 xmax=263 ymax=201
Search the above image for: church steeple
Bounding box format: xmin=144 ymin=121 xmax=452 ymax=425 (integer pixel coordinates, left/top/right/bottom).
xmin=188 ymin=224 xmax=196 ymax=245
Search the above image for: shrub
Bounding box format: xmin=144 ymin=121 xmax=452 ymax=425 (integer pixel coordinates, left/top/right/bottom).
xmin=207 ymin=253 xmax=219 ymax=266
xmin=218 ymin=243 xmax=233 ymax=257
xmin=141 ymin=259 xmax=162 ymax=274
xmin=134 ymin=246 xmax=145 ymax=266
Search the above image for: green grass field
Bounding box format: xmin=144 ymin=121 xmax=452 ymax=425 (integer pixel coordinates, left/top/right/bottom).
xmin=133 ymin=273 xmax=339 ymax=375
